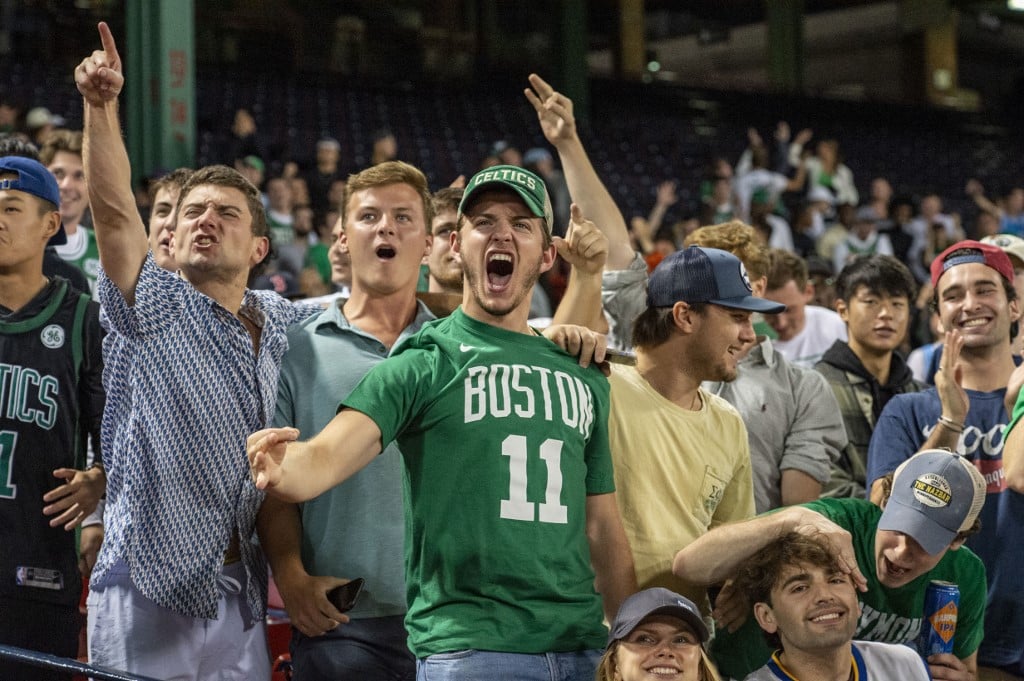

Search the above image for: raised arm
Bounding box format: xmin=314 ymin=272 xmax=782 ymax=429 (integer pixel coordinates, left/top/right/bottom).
xmin=247 ymin=408 xmax=383 ymax=503
xmin=672 ymin=505 xmax=866 ymax=590
xmin=965 ymin=179 xmax=1001 ymax=217
xmin=1003 ymin=363 xmax=1024 ymax=493
xmin=525 ymin=74 xmax=634 ymax=270
xmin=869 ymin=330 xmax=967 ymax=502
xmin=646 ymin=180 xmax=678 ymax=238
xmin=552 ymin=203 xmax=609 ymax=330
xmin=75 ymin=22 xmax=149 ymax=302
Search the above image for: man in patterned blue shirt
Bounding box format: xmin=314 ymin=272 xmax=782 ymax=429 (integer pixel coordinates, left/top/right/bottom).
xmin=76 ymin=24 xmax=317 ymax=680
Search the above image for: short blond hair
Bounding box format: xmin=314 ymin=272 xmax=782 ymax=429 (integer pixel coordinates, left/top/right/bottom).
xmin=342 ymin=160 xmax=433 ymax=228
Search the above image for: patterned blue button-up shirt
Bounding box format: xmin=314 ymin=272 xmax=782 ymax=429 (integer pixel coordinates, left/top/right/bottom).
xmin=92 ymin=255 xmax=318 ymax=623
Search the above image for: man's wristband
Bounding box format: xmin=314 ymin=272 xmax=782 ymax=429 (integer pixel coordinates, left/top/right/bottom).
xmin=937 ymin=415 xmax=965 ymax=433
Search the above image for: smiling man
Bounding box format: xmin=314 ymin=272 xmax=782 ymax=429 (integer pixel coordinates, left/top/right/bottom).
xmin=815 ymin=255 xmax=921 ymax=498
xmin=736 ymin=532 xmax=930 ymax=681
xmin=39 ymin=129 xmax=99 ymax=292
xmin=247 ymin=164 xmax=636 ymax=681
xmin=762 ymin=248 xmax=847 ymax=368
xmin=606 ymin=246 xmax=781 ymax=614
xmin=866 ymin=240 xmax=1024 ymax=678
xmin=674 ymin=449 xmax=987 ymax=681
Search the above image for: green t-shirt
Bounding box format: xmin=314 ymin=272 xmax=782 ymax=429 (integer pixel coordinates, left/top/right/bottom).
xmin=55 ymin=226 xmax=100 ymax=294
xmin=1007 ymin=386 xmax=1024 ymax=434
xmin=343 ymin=308 xmax=614 ymax=657
xmin=711 ymin=497 xmax=987 ymax=680
xmin=304 ymin=242 xmax=331 ymax=285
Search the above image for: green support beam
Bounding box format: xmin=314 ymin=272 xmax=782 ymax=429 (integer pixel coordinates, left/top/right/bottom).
xmin=125 ymin=1 xmax=195 ymax=186
xmin=559 ymin=0 xmax=589 ymax=126
xmin=765 ymin=0 xmax=804 ymax=94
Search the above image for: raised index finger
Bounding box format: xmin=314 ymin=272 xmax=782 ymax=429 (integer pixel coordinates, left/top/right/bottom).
xmin=98 ymin=21 xmax=121 ymax=69
xmin=527 ymin=73 xmax=554 ymax=99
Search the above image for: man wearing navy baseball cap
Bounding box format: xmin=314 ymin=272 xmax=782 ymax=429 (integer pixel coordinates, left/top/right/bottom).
xmin=606 ymin=245 xmax=785 ymax=617
xmin=0 ymin=154 xmax=106 ymax=679
xmin=0 ymin=155 xmax=67 ymax=246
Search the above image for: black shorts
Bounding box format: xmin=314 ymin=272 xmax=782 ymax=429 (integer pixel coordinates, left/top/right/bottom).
xmin=0 ymin=597 xmax=80 ymax=681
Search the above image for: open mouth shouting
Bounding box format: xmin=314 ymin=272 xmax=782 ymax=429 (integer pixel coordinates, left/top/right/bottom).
xmin=486 ymin=252 xmax=514 ymax=290
xmin=879 ymin=554 xmax=912 ymax=583
xmin=375 ymin=243 xmax=396 ymax=260
xmin=193 ymin=233 xmax=219 ymax=250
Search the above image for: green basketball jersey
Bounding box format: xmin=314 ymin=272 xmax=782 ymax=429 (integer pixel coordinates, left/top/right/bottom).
xmin=55 ymin=227 xmax=100 ymax=295
xmin=343 ymin=308 xmax=613 ymax=657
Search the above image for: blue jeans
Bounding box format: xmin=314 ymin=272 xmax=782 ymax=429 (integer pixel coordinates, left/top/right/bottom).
xmin=291 ymin=615 xmax=415 ymax=681
xmin=416 ymin=649 xmax=603 ymax=681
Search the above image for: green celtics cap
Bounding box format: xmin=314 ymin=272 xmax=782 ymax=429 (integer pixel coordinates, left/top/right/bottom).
xmin=459 ymin=164 xmax=554 ymax=235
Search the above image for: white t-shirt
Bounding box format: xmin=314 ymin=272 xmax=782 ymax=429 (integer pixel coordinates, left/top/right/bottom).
xmin=734 ymin=169 xmax=789 ymax=222
xmin=743 ymin=640 xmax=930 ymax=681
xmin=772 ymin=305 xmax=847 ymax=369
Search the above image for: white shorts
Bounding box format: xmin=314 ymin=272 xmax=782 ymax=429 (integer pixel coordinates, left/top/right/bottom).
xmin=87 ymin=561 xmax=270 ymax=681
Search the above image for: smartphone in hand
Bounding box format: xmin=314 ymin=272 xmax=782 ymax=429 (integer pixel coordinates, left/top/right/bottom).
xmin=326 ymin=578 xmax=365 ymax=613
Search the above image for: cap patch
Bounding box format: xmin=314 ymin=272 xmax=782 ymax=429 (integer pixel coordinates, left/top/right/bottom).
xmin=912 ymin=474 xmax=952 ymax=508
xmin=469 ymin=167 xmax=540 ymax=193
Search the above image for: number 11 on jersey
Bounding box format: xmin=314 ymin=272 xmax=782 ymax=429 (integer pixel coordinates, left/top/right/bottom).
xmin=500 ymin=434 xmax=568 ymax=524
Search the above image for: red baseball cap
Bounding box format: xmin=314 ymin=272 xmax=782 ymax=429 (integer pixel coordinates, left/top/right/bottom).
xmin=930 ymin=240 xmax=1014 ymax=288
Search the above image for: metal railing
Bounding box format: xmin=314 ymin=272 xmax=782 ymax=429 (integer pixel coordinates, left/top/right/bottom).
xmin=0 ymin=644 xmax=162 ymax=681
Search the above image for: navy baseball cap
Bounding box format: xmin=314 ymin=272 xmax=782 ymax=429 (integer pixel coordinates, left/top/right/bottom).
xmin=607 ymin=587 xmax=709 ymax=648
xmin=879 ymin=449 xmax=987 ymax=555
xmin=0 ymin=155 xmax=66 ymax=246
xmin=647 ymin=246 xmax=785 ymax=313
xmin=459 ymin=165 xmax=554 ymax=235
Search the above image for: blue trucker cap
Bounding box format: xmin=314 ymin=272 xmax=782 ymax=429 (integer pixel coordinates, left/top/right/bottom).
xmin=647 ymin=246 xmax=785 ymax=313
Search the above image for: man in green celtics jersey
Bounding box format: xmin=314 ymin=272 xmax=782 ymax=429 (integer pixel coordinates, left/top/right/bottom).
xmin=249 ymin=164 xmax=637 ymax=681
xmin=39 ymin=129 xmax=100 ymax=293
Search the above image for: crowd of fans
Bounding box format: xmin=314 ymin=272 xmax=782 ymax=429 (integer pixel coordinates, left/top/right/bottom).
xmin=2 ymin=19 xmax=1024 ymax=681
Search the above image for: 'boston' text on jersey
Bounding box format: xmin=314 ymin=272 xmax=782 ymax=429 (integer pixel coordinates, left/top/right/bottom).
xmin=464 ymin=363 xmax=595 ymax=436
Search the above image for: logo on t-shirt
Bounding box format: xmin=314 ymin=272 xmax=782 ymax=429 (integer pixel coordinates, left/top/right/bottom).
xmin=41 ymin=324 xmax=65 ymax=349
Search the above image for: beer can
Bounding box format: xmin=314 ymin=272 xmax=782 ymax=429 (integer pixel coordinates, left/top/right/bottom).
xmin=919 ymin=580 xmax=959 ymax=656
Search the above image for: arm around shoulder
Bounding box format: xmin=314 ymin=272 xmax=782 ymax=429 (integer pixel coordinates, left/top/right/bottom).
xmin=1004 ymin=366 xmax=1024 ymax=493
xmin=671 ymin=507 xmax=807 ymax=585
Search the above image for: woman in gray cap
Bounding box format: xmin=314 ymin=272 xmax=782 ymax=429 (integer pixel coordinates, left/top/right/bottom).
xmin=597 ymin=588 xmax=722 ymax=681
